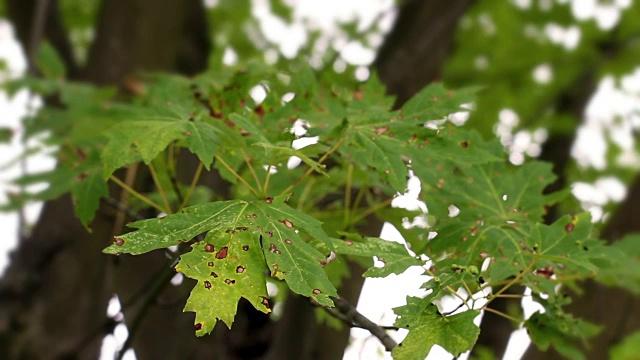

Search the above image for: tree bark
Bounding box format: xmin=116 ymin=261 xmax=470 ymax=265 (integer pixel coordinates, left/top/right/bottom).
xmin=0 ymin=1 xmax=211 ymax=359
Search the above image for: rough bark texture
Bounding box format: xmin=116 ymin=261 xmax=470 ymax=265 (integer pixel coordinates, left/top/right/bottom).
xmin=0 ymin=1 xmax=212 ymax=359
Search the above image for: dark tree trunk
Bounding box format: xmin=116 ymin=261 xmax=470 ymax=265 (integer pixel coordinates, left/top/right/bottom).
xmin=0 ymin=1 xmax=212 ymax=359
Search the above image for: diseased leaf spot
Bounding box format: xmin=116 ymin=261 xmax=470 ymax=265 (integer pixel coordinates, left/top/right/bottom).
xmin=242 ymin=245 xmax=249 ymax=251
xmin=216 ymin=246 xmax=229 ymax=259
xmin=224 ymin=278 xmax=236 ymax=285
xmin=204 ymin=280 xmax=212 ymax=289
xmin=236 ymin=265 xmax=245 ymax=273
xmin=261 ymin=296 xmax=271 ymax=309
xmin=183 ymin=131 xmax=192 ymax=136
xmin=345 ymin=240 xmax=353 ymax=246
xmin=284 ymin=239 xmax=292 ymax=244
xmin=375 ymin=126 xmax=389 ymax=135
xmin=195 ymin=323 xmax=202 ymax=331
xmin=318 ymin=259 xmax=327 ymax=266
xmin=208 ymin=261 xmax=214 ymax=267
xmin=280 ymin=219 xmax=294 ymax=228
xmin=460 ymin=141 xmax=469 ymax=148
xmin=114 ymin=238 xmax=125 ymax=246
xmin=269 ymin=243 xmax=281 ymax=254
xmin=565 ymin=223 xmax=575 ymax=232
xmin=266 ymin=231 xmax=274 ymax=237
xmin=312 ymin=289 xmax=321 ymax=295
xmin=204 ymin=244 xmax=215 ymax=253
xmin=210 ymin=272 xmax=218 ymax=278
xmin=265 ymin=197 xmax=273 ymax=203
xmin=236 ymin=226 xmax=249 ymax=231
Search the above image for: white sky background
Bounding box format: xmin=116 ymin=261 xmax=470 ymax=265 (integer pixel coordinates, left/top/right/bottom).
xmin=1 ymin=0 xmax=639 ymax=359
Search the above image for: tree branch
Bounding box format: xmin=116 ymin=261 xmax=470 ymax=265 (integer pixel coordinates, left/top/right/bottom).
xmin=325 ymin=296 xmax=398 ymax=352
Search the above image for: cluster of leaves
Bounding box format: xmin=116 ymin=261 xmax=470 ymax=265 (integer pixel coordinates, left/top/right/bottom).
xmin=4 ymin=42 xmax=640 ymax=359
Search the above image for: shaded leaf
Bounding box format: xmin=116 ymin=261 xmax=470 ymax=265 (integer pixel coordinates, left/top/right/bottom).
xmin=327 ymin=236 xmax=422 ymax=277
xmin=393 ymin=296 xmax=480 ymax=359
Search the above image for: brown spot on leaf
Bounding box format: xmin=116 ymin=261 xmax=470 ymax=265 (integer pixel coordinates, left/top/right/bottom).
xmin=204 ymin=244 xmax=215 ymax=252
xmin=266 ymin=231 xmax=273 ymax=237
xmin=236 ymin=265 xmax=245 ymax=273
xmin=284 ymin=239 xmax=292 ymax=244
xmin=204 ymin=280 xmax=212 ymax=289
xmin=269 ymin=243 xmax=281 ymax=254
xmin=312 ymin=289 xmax=321 ymax=295
xmin=375 ymin=126 xmax=389 ymax=135
xmin=261 ymin=296 xmax=271 ymax=309
xmin=114 ymin=238 xmax=125 ymax=246
xmin=242 ymin=245 xmax=249 ymax=251
xmin=224 ymin=279 xmax=235 ymax=285
xmin=460 ymin=141 xmax=469 ymax=148
xmin=265 ymin=197 xmax=273 ymax=203
xmin=565 ymin=223 xmax=575 ymax=233
xmin=280 ymin=219 xmax=294 ymax=228
xmin=195 ymin=323 xmax=202 ymax=331
xmin=210 ymin=272 xmax=218 ymax=278
xmin=183 ymin=131 xmax=192 ymax=136
xmin=345 ymin=240 xmax=353 ymax=246
xmin=208 ymin=262 xmax=214 ymax=267
xmin=216 ymin=246 xmax=229 ymax=259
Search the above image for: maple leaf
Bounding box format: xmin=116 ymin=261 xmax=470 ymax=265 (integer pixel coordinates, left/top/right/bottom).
xmin=104 ymin=196 xmax=338 ymax=333
xmin=393 ymin=296 xmax=480 ymax=360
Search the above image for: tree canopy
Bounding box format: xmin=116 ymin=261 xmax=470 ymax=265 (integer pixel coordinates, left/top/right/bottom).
xmin=1 ymin=1 xmax=640 ymax=359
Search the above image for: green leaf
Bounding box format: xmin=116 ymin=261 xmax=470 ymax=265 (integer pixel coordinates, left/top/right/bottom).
xmin=255 ymin=142 xmax=327 ymax=175
xmin=0 ymin=127 xmax=12 ymax=143
xmin=393 ymin=296 xmax=480 ymax=359
xmin=104 ymin=197 xmax=338 ymax=332
xmin=596 ymin=235 xmax=640 ymax=294
xmin=327 ymin=236 xmax=422 ymax=277
xmin=36 ymin=42 xmax=65 ymax=79
xmin=71 ymin=168 xmax=108 ymax=230
xmin=102 ymin=114 xmax=219 ymax=177
xmin=610 ymin=331 xmax=640 ymax=360
xmin=525 ymin=311 xmax=600 ymax=360
xmin=178 ymin=234 xmax=270 ymax=332
xmin=401 ymin=83 xmax=477 ymax=118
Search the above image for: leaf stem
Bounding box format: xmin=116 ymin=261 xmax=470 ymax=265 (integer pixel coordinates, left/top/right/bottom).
xmin=488 ymin=259 xmax=536 ymax=307
xmin=243 ymin=152 xmax=262 ymax=194
xmin=350 ymin=198 xmax=393 ymax=224
xmin=109 ymin=175 xmax=166 ymax=214
xmin=352 ymin=186 xmax=366 ymax=213
xmin=180 ymin=162 xmax=204 ymax=210
xmin=148 ymin=162 xmax=172 ymax=214
xmin=297 ymin=177 xmax=315 ymax=210
xmin=483 ymin=306 xmax=524 ymax=324
xmin=343 ymin=163 xmax=354 ymax=228
xmin=263 ymin=164 xmax=273 ymax=196
xmin=215 ymin=155 xmax=260 ymax=198
xmin=280 ymin=136 xmax=346 ymax=196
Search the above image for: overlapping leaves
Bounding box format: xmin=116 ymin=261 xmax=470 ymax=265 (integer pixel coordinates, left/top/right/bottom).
xmin=104 ymin=196 xmax=338 ymax=332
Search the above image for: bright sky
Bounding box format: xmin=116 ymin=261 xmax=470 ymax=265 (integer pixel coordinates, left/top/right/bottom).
xmin=1 ymin=1 xmax=639 ymax=359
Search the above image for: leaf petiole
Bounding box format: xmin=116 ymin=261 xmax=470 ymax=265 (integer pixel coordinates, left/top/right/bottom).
xmin=109 ymin=175 xmax=167 ymax=214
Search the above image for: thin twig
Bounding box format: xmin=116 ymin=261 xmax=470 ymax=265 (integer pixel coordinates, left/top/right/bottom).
xmin=280 ymin=136 xmax=346 ymax=196
xmin=244 ymin=152 xmax=262 ymax=194
xmin=109 ymin=175 xmax=166 ymax=214
xmin=330 ymin=296 xmax=398 ymax=352
xmin=180 ymin=162 xmax=204 ymax=209
xmin=215 ymin=155 xmax=260 ymax=197
xmin=148 ymin=162 xmax=172 ymax=214
xmin=483 ymin=306 xmax=523 ymax=324
xmin=101 ymin=197 xmax=144 ymax=221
